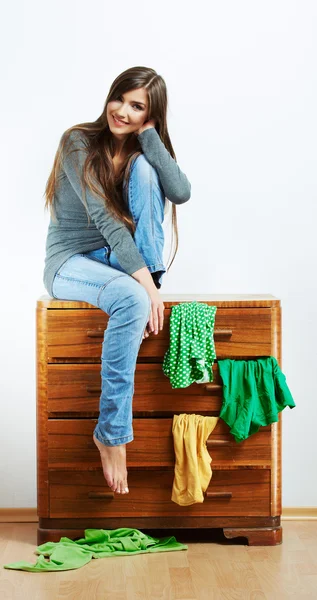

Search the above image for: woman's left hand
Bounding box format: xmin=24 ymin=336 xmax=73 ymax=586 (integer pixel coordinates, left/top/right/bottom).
xmin=136 ymin=118 xmax=157 ymax=136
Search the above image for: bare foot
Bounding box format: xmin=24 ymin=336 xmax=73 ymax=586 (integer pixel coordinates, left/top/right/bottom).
xmin=93 ymin=434 xmax=129 ymax=494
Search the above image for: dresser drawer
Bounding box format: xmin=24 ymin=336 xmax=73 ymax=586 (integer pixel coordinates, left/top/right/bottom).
xmin=46 ymin=307 xmax=272 ymax=361
xmin=47 ymin=363 xmax=224 ymax=417
xmin=47 ymin=418 xmax=271 ymax=469
xmin=49 ymin=469 xmax=271 ymax=518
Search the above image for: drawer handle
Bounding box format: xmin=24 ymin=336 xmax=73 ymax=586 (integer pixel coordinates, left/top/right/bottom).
xmin=214 ymin=328 xmax=233 ymax=338
xmin=206 ymin=439 xmax=231 ymax=447
xmin=86 ymin=329 xmax=104 ymax=338
xmin=86 ymin=328 xmax=232 ymax=339
xmin=204 ymin=383 xmax=222 ymax=392
xmin=205 ymin=491 xmax=233 ymax=499
xmin=86 ymin=385 xmax=101 ymax=394
xmin=88 ymin=491 xmax=114 ymax=499
xmin=87 ymin=384 xmax=223 ymax=397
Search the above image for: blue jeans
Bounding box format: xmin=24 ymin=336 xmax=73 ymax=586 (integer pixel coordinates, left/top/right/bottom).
xmin=51 ymin=154 xmax=167 ymax=446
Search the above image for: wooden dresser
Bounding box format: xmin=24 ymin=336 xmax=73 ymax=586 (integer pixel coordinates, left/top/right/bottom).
xmin=36 ymin=293 xmax=283 ymax=546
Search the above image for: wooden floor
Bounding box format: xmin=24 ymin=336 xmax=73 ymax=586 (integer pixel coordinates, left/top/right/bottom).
xmin=1 ymin=521 xmax=317 ymax=599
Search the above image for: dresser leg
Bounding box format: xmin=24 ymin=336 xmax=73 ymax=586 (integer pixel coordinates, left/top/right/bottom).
xmin=223 ymin=526 xmax=282 ymax=546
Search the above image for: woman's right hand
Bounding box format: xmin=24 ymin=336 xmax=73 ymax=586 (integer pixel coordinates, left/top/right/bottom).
xmin=143 ymin=287 xmax=165 ymax=339
xmin=130 ymin=266 xmax=165 ymax=339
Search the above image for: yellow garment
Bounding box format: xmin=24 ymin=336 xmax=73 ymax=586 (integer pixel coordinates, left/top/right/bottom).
xmin=171 ymin=413 xmax=219 ymax=505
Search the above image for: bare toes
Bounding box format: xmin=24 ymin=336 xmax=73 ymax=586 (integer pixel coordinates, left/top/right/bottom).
xmin=104 ymin=473 xmax=113 ymax=489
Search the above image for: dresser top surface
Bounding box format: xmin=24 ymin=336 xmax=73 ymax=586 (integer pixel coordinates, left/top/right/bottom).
xmin=37 ymin=293 xmax=280 ymax=309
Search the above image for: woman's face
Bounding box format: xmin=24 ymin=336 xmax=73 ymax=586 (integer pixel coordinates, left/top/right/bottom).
xmin=106 ymin=87 xmax=149 ymax=138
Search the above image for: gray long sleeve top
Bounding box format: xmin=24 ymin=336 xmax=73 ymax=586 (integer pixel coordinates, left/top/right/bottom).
xmin=43 ymin=127 xmax=191 ymax=297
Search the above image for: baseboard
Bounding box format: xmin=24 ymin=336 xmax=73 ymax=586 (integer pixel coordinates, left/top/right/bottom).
xmin=281 ymin=507 xmax=317 ymax=520
xmin=0 ymin=508 xmax=317 ymax=523
xmin=0 ymin=508 xmax=38 ymax=522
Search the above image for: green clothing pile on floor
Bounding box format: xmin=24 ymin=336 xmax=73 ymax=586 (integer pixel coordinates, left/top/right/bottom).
xmin=162 ymin=301 xmax=217 ymax=388
xmin=3 ymin=528 xmax=188 ymax=572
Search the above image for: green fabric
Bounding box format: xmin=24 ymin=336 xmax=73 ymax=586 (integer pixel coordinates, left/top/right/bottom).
xmin=218 ymin=356 xmax=296 ymax=442
xmin=163 ymin=301 xmax=217 ymax=388
xmin=3 ymin=528 xmax=188 ymax=572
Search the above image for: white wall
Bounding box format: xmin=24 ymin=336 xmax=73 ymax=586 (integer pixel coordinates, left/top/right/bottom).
xmin=0 ymin=0 xmax=316 ymax=509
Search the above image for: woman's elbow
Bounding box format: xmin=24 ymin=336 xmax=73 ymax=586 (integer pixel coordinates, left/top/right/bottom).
xmin=169 ymin=183 xmax=191 ymax=205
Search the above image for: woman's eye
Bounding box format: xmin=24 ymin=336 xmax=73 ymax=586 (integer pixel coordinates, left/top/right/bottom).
xmin=117 ymin=96 xmax=143 ymax=111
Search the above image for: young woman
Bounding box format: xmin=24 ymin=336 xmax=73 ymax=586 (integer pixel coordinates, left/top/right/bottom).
xmin=43 ymin=66 xmax=191 ymax=496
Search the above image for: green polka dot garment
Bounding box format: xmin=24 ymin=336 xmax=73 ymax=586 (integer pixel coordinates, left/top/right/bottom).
xmin=162 ymin=301 xmax=217 ymax=389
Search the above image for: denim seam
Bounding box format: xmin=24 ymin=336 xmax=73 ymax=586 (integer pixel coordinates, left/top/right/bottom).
xmin=93 ymin=319 xmax=149 ymax=446
xmin=54 ymin=274 xmax=103 ymax=288
xmin=150 ymin=172 xmax=154 ymax=239
xmin=145 ymin=263 xmax=165 ymax=268
xmin=129 ymin=162 xmax=164 ymax=268
xmin=93 ymin=430 xmax=134 ymax=445
xmin=149 ymin=168 xmax=164 ymax=265
xmin=136 ymin=296 xmax=152 ymax=349
xmin=55 ymin=254 xmax=84 ymax=277
xmin=95 ymin=430 xmax=133 ymax=442
xmin=94 ymin=296 xmax=150 ymax=445
xmin=96 ymin=274 xmax=127 ymax=307
xmin=54 ymin=273 xmax=126 ymax=294
xmin=80 ymin=252 xmax=106 ymax=265
xmin=129 ymin=175 xmax=137 ymax=223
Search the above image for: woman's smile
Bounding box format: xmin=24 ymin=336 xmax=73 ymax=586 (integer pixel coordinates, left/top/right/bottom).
xmin=113 ymin=115 xmax=128 ymax=126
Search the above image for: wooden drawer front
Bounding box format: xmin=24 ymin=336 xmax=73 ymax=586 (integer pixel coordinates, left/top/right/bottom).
xmin=46 ymin=307 xmax=272 ymax=360
xmin=47 ymin=309 xmax=108 ymax=360
xmin=47 ymin=419 xmax=271 ymax=470
xmin=49 ymin=469 xmax=271 ymax=518
xmin=47 ymin=363 xmax=224 ymax=417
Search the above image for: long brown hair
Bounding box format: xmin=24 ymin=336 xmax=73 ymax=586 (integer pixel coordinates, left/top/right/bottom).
xmin=44 ymin=66 xmax=180 ymax=273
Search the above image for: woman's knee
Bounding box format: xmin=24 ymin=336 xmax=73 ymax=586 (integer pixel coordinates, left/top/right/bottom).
xmin=132 ymin=153 xmax=160 ymax=186
xmin=98 ymin=274 xmax=151 ymax=319
xmin=126 ymin=283 xmax=151 ymax=318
